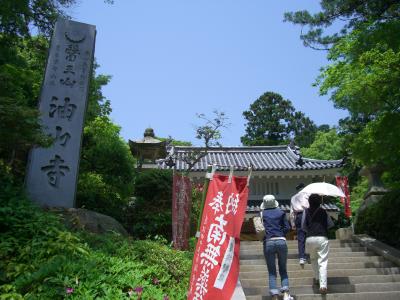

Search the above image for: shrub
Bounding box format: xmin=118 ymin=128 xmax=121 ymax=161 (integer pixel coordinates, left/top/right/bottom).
xmin=349 ymin=177 xmax=369 ymax=213
xmin=355 ymin=189 xmax=400 ymax=249
xmin=132 ymin=169 xmax=173 ymax=239
xmin=0 ymin=191 xmax=192 ymax=299
xmin=77 ymin=172 xmax=130 ymax=227
xmin=77 ymin=117 xmax=136 ymax=228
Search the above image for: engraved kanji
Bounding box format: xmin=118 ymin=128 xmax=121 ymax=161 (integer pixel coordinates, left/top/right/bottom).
xmin=63 ymin=64 xmax=75 ymax=75
xmin=55 ymin=126 xmax=71 ymax=146
xmin=41 ymin=155 xmax=70 ymax=186
xmin=49 ymin=96 xmax=77 ymax=121
xmin=65 ymin=44 xmax=80 ymax=61
xmin=59 ymin=77 xmax=76 ymax=87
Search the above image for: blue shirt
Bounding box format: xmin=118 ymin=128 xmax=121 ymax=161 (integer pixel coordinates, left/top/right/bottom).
xmin=262 ymin=208 xmax=290 ymax=240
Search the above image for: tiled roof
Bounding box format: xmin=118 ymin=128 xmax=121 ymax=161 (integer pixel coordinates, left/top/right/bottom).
xmin=160 ymin=145 xmax=343 ymax=172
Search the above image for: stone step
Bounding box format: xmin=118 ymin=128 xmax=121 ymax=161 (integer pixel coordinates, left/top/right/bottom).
xmin=243 ymin=282 xmax=400 ymax=296
xmin=240 ymin=261 xmax=394 ymax=272
xmin=240 ymin=247 xmax=367 ymax=256
xmin=240 ymin=242 xmax=361 ymax=251
xmin=239 ymin=267 xmax=400 ymax=279
xmin=240 ymin=256 xmax=387 ymax=265
xmin=240 ymin=274 xmax=400 ymax=288
xmin=239 ymin=239 xmax=400 ymax=300
xmin=240 ymin=251 xmax=377 ymax=260
xmin=240 ymin=240 xmax=354 ymax=246
xmin=245 ymin=291 xmax=400 ymax=300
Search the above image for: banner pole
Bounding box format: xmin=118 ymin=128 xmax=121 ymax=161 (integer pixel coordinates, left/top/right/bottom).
xmin=196 ymin=165 xmax=213 ymax=238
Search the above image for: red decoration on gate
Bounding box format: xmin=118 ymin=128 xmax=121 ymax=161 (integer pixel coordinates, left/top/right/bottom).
xmin=336 ymin=176 xmax=352 ymax=218
xmin=172 ymin=174 xmax=192 ymax=250
xmin=188 ymin=174 xmax=249 ymax=300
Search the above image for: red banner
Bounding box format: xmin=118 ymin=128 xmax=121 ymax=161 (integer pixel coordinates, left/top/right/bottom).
xmin=188 ymin=174 xmax=249 ymax=300
xmin=172 ymin=174 xmax=192 ymax=250
xmin=336 ymin=176 xmax=352 ymax=218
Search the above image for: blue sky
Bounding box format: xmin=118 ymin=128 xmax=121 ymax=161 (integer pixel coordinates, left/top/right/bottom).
xmin=68 ymin=1 xmax=348 ymax=146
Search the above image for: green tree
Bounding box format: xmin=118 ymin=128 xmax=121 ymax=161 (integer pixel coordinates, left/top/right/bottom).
xmin=157 ymin=136 xmax=192 ymax=146
xmin=85 ymin=64 xmax=112 ymax=124
xmin=286 ymin=1 xmax=400 ymax=188
xmin=317 ymin=124 xmax=331 ymax=132
xmin=77 ymin=117 xmax=136 ymax=224
xmin=0 ymin=1 xmax=72 ymax=167
xmin=241 ymin=92 xmax=317 ymax=147
xmin=317 ymin=21 xmax=400 ymax=187
xmin=284 ymin=0 xmax=400 ymax=50
xmin=173 ymin=110 xmax=229 ymax=173
xmin=301 ymin=128 xmax=344 ymax=160
xmin=131 ymin=169 xmax=173 ymax=239
xmin=0 ymin=0 xmax=113 ymax=39
xmin=0 ymin=1 xmax=75 ymax=39
xmin=0 ymin=1 xmax=113 ymax=178
xmin=0 ymin=37 xmax=51 ymax=177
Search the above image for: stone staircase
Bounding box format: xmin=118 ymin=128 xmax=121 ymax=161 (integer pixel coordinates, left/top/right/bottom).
xmin=239 ymin=239 xmax=400 ymax=299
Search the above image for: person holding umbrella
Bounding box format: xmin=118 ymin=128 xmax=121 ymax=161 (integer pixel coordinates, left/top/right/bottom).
xmin=289 ymin=183 xmax=310 ymax=266
xmin=301 ymin=193 xmax=335 ymax=295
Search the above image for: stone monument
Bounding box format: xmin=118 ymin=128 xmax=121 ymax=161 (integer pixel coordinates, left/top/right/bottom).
xmin=25 ymin=18 xmax=96 ymax=208
xmin=358 ymin=164 xmax=388 ymax=211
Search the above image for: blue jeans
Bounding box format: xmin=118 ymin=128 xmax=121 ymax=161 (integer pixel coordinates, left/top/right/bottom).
xmin=295 ymin=212 xmax=306 ymax=260
xmin=263 ymin=239 xmax=289 ymax=295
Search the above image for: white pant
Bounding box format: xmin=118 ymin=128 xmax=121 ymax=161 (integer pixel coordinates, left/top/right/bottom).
xmin=305 ymin=236 xmax=329 ymax=288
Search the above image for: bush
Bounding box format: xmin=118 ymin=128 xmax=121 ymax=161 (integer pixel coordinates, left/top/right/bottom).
xmin=132 ymin=171 xmax=206 ymax=241
xmin=77 ymin=172 xmax=131 ymax=227
xmin=0 ymin=191 xmax=192 ymax=299
xmin=132 ymin=169 xmax=173 ymax=239
xmin=355 ymin=189 xmax=400 ymax=249
xmin=77 ymin=117 xmax=136 ymax=228
xmin=349 ymin=177 xmax=369 ymax=213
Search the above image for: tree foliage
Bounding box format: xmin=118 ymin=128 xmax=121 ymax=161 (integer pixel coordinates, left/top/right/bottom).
xmin=157 ymin=136 xmax=192 ymax=146
xmin=319 ymin=20 xmax=400 ymax=186
xmin=131 ymin=169 xmax=173 ymax=239
xmin=0 ymin=0 xmax=113 ymax=40
xmin=77 ymin=117 xmax=136 ymax=224
xmin=0 ymin=1 xmax=115 ymax=174
xmin=0 ymin=1 xmax=136 ymax=225
xmin=284 ymin=0 xmax=400 ymax=50
xmin=316 ymin=28 xmax=400 ymax=116
xmin=241 ymin=91 xmax=317 ymax=147
xmin=0 ymin=0 xmax=75 ymax=39
xmin=0 ymin=36 xmax=51 ymax=177
xmin=286 ymin=1 xmax=400 ymax=188
xmin=0 ymin=190 xmax=191 ymax=299
xmin=0 ymin=2 xmax=76 ymax=176
xmin=173 ymin=110 xmax=229 ymax=173
xmin=301 ymin=128 xmax=344 ymax=160
xmin=85 ymin=65 xmax=112 ymax=124
xmin=355 ymin=189 xmax=400 ymax=249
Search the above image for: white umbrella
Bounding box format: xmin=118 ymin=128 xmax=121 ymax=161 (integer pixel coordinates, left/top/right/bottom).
xmin=301 ymin=182 xmax=345 ymax=198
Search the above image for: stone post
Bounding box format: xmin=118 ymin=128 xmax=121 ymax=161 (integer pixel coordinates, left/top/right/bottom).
xmin=25 ymin=18 xmax=96 ymax=208
xmin=358 ymin=165 xmax=387 ymax=212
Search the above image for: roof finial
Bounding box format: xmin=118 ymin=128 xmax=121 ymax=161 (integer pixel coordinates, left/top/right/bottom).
xmin=144 ymin=128 xmax=155 ymax=137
